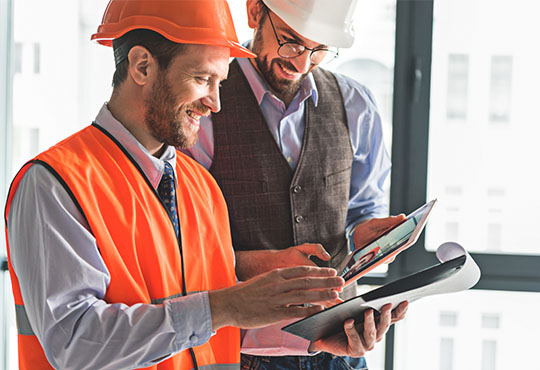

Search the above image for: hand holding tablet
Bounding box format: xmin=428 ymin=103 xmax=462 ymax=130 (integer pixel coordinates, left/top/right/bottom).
xmin=341 ymin=199 xmax=437 ymax=285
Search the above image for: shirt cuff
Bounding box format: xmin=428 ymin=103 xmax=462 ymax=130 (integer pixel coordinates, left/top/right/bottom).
xmin=346 ymin=220 xmax=364 ymax=252
xmin=167 ymin=291 xmax=213 ymax=351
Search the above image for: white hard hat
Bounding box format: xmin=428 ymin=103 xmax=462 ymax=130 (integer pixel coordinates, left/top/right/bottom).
xmin=262 ymin=0 xmax=358 ymax=48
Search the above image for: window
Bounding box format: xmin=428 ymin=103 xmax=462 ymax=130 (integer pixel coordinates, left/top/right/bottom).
xmin=481 ymin=340 xmax=497 ymax=370
xmin=445 ymin=186 xmax=463 ymax=196
xmin=445 ymin=221 xmax=459 ymax=242
xmin=439 ymin=338 xmax=454 ymax=370
xmin=395 ymin=291 xmax=540 ymax=370
xmin=446 ymin=54 xmax=469 ymax=120
xmin=481 ymin=313 xmax=499 ymax=329
xmin=488 ymin=56 xmax=512 ymax=124
xmin=440 ymin=312 xmax=457 ymax=327
xmin=13 ymin=42 xmax=21 ymax=74
xmin=486 ymin=223 xmax=502 ymax=251
xmin=1 ymin=0 xmax=113 ymax=367
xmin=426 ymin=0 xmax=540 ymax=256
xmin=32 ymin=42 xmax=39 ymax=74
xmin=13 ymin=42 xmax=40 ymax=75
xmin=393 ymin=0 xmax=540 ymax=368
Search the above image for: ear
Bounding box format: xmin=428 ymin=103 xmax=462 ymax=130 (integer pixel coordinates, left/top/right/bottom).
xmin=246 ymin=0 xmax=264 ymax=29
xmin=126 ymin=45 xmax=158 ymax=86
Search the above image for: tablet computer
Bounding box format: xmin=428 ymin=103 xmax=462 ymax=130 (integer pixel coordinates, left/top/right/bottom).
xmin=341 ymin=199 xmax=437 ymax=285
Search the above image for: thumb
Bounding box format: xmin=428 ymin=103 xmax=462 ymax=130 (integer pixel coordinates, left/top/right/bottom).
xmin=295 ymin=243 xmax=331 ymax=261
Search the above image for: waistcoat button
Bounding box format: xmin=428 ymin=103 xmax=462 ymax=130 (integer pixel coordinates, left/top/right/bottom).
xmin=293 ymin=185 xmax=302 ymax=193
xmin=295 ymin=215 xmax=304 ymax=223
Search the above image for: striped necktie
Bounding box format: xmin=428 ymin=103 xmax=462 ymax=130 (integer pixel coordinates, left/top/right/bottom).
xmin=158 ymin=161 xmax=180 ymax=239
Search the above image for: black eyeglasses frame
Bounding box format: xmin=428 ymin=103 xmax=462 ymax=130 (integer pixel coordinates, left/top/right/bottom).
xmin=266 ymin=10 xmax=339 ymax=66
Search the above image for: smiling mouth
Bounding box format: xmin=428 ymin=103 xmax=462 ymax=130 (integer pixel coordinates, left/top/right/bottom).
xmin=277 ymin=62 xmax=301 ymax=79
xmin=185 ymin=109 xmax=207 ymax=127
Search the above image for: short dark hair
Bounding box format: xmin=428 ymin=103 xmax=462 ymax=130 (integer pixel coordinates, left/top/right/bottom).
xmin=111 ymin=29 xmax=186 ymax=87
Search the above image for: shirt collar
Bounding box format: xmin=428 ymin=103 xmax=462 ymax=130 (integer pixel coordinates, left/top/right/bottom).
xmin=94 ymin=103 xmax=176 ymax=189
xmin=236 ymin=42 xmax=319 ymax=107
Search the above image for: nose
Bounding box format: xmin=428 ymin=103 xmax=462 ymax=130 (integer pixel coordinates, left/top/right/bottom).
xmin=290 ymin=51 xmax=312 ymax=74
xmin=201 ymin=83 xmax=221 ymax=113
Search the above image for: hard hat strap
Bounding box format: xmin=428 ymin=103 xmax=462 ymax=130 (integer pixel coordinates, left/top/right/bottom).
xmin=113 ymin=40 xmax=132 ymax=66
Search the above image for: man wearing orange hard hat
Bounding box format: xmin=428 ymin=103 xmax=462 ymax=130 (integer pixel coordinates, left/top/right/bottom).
xmin=185 ymin=0 xmax=409 ymax=369
xmin=4 ymin=1 xmax=348 ymax=369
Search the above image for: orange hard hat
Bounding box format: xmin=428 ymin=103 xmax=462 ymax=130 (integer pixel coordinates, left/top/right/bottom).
xmin=91 ymin=0 xmax=255 ymax=58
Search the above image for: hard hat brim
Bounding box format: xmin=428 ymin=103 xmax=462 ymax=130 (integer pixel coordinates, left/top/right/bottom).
xmin=91 ymin=0 xmax=256 ymax=58
xmin=91 ymin=18 xmax=255 ymax=58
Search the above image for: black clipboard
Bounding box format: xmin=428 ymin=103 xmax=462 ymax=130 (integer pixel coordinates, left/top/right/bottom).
xmin=282 ymin=254 xmax=466 ymax=342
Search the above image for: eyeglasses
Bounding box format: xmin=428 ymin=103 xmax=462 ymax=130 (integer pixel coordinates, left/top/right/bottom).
xmin=266 ymin=11 xmax=339 ymax=66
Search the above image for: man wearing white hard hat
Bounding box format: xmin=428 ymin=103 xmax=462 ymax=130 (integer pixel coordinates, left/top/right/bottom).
xmin=186 ymin=0 xmax=408 ymax=368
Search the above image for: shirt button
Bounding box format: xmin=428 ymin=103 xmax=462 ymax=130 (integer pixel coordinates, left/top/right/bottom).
xmin=293 ymin=185 xmax=302 ymax=193
xmin=287 ymin=157 xmax=292 ymax=163
xmin=189 ymin=334 xmax=198 ymax=344
xmin=295 ymin=215 xmax=304 ymax=223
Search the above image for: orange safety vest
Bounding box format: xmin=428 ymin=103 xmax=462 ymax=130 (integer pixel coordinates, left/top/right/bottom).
xmin=4 ymin=124 xmax=240 ymax=370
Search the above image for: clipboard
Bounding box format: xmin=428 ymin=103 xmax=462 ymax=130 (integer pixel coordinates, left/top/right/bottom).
xmin=282 ymin=242 xmax=481 ymax=342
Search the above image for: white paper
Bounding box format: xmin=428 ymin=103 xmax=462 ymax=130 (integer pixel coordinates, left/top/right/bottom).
xmin=359 ymin=242 xmax=481 ymax=310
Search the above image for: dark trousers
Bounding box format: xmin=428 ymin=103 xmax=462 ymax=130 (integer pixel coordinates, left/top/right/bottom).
xmin=241 ymin=353 xmax=368 ymax=370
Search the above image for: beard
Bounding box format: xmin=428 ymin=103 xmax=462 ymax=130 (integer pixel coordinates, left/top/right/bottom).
xmin=251 ymin=29 xmax=309 ymax=98
xmin=144 ymin=71 xmax=208 ymax=149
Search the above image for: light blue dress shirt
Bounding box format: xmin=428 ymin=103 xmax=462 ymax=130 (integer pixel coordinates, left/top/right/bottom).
xmin=185 ymin=56 xmax=391 ymax=240
xmin=7 ymin=104 xmax=213 ymax=369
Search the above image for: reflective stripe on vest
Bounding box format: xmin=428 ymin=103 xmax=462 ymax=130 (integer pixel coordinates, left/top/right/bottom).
xmin=196 ymin=365 xmax=241 ymax=370
xmin=5 ymin=124 xmax=239 ymax=370
xmin=15 ymin=305 xmax=34 ymax=336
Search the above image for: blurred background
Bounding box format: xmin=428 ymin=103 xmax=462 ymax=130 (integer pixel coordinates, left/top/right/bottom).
xmin=1 ymin=0 xmax=539 ymax=369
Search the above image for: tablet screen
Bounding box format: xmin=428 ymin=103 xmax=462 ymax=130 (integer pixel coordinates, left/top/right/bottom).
xmin=341 ymin=199 xmax=436 ymax=282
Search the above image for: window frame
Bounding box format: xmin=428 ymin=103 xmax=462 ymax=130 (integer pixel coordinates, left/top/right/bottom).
xmin=0 ymin=0 xmax=15 ymax=366
xmin=1 ymin=0 xmax=13 ymax=215
xmin=387 ymin=0 xmax=540 ymax=296
xmin=1 ymin=1 xmax=15 ymax=368
xmin=364 ymin=1 xmax=540 ymax=369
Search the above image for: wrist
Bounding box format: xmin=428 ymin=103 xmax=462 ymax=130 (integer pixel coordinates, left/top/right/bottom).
xmin=349 ymin=222 xmax=362 ymax=252
xmin=349 ymin=218 xmax=372 ymax=251
xmin=235 ymin=250 xmax=281 ymax=280
xmin=208 ymin=287 xmax=237 ymax=331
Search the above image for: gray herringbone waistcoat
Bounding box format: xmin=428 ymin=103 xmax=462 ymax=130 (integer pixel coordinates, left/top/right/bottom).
xmin=210 ymin=60 xmax=353 ymax=268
